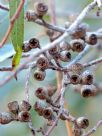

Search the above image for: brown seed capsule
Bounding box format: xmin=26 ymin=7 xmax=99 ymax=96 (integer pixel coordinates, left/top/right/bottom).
xmin=29 ymin=38 xmax=40 ymax=49
xmin=22 ymin=42 xmax=31 ymax=52
xmin=71 ymin=23 xmax=88 ymax=39
xmin=20 ymin=100 xmax=31 ymax=111
xmin=43 ymin=107 xmax=53 ymax=119
xmin=34 ymin=69 xmax=46 ymax=81
xmin=85 ymin=33 xmax=97 ymax=45
xmin=35 ymin=87 xmax=49 ymax=100
xmin=25 ymin=10 xmax=38 ymax=21
xmin=76 ymin=117 xmax=89 ymax=129
xmin=48 ymin=46 xmax=59 ymax=55
xmin=72 ymin=127 xmax=83 ymax=136
xmin=36 ymin=55 xmax=49 ymax=69
xmin=8 ymin=101 xmax=19 ymax=114
xmin=18 ymin=111 xmax=30 ymax=122
xmin=34 ymin=100 xmax=47 ymax=116
xmin=59 ymin=51 xmax=71 ymax=62
xmin=46 ymin=29 xmax=55 ymax=37
xmin=69 ymin=63 xmax=83 ymax=73
xmin=34 ymin=2 xmax=48 ymax=17
xmin=81 ymin=70 xmax=93 ymax=85
xmin=60 ymin=41 xmax=71 ymax=51
xmin=69 ymin=72 xmax=81 ymax=85
xmin=0 ymin=112 xmax=14 ymax=124
xmin=70 ymin=39 xmax=85 ymax=52
xmin=81 ymin=85 xmax=97 ymax=97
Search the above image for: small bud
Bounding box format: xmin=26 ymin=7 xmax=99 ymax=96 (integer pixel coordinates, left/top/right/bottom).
xmin=81 ymin=85 xmax=97 ymax=97
xmin=34 ymin=100 xmax=47 ymax=116
xmin=22 ymin=42 xmax=31 ymax=52
xmin=29 ymin=38 xmax=40 ymax=49
xmin=59 ymin=51 xmax=71 ymax=62
xmin=8 ymin=101 xmax=19 ymax=114
xmin=25 ymin=10 xmax=38 ymax=21
xmin=0 ymin=112 xmax=14 ymax=124
xmin=35 ymin=87 xmax=49 ymax=100
xmin=48 ymin=46 xmax=60 ymax=55
xmin=81 ymin=70 xmax=93 ymax=85
xmin=70 ymin=39 xmax=85 ymax=52
xmin=76 ymin=117 xmax=89 ymax=129
xmin=71 ymin=23 xmax=88 ymax=39
xmin=34 ymin=69 xmax=46 ymax=81
xmin=69 ymin=72 xmax=81 ymax=85
xmin=34 ymin=2 xmax=48 ymax=17
xmin=20 ymin=100 xmax=31 ymax=111
xmin=60 ymin=41 xmax=71 ymax=51
xmin=18 ymin=111 xmax=30 ymax=122
xmin=36 ymin=55 xmax=49 ymax=69
xmin=43 ymin=107 xmax=53 ymax=119
xmin=85 ymin=33 xmax=97 ymax=45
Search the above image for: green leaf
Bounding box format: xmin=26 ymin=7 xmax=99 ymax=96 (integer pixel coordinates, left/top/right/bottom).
xmin=9 ymin=0 xmax=24 ymax=68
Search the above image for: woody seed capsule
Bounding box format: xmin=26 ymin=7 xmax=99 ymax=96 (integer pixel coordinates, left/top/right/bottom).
xmin=35 ymin=87 xmax=49 ymax=100
xmin=34 ymin=100 xmax=47 ymax=116
xmin=34 ymin=69 xmax=46 ymax=81
xmin=22 ymin=42 xmax=31 ymax=52
xmin=69 ymin=72 xmax=81 ymax=85
xmin=43 ymin=107 xmax=53 ymax=119
xmin=70 ymin=39 xmax=85 ymax=52
xmin=81 ymin=70 xmax=93 ymax=85
xmin=18 ymin=111 xmax=30 ymax=122
xmin=71 ymin=23 xmax=88 ymax=39
xmin=72 ymin=127 xmax=83 ymax=136
xmin=76 ymin=117 xmax=89 ymax=129
xmin=20 ymin=100 xmax=31 ymax=111
xmin=29 ymin=38 xmax=40 ymax=49
xmin=36 ymin=55 xmax=49 ymax=69
xmin=8 ymin=101 xmax=19 ymax=114
xmin=85 ymin=33 xmax=97 ymax=45
xmin=60 ymin=41 xmax=71 ymax=51
xmin=25 ymin=10 xmax=38 ymax=21
xmin=0 ymin=112 xmax=14 ymax=124
xmin=34 ymin=2 xmax=48 ymax=17
xmin=81 ymin=84 xmax=97 ymax=97
xmin=59 ymin=51 xmax=71 ymax=62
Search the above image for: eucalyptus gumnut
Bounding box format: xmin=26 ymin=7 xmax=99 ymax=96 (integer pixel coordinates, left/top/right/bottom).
xmin=34 ymin=69 xmax=46 ymax=81
xmin=18 ymin=111 xmax=31 ymax=122
xmin=29 ymin=38 xmax=40 ymax=49
xmin=20 ymin=100 xmax=31 ymax=111
xmin=81 ymin=84 xmax=97 ymax=97
xmin=85 ymin=33 xmax=97 ymax=45
xmin=76 ymin=117 xmax=89 ymax=129
xmin=34 ymin=2 xmax=48 ymax=17
xmin=0 ymin=112 xmax=14 ymax=124
xmin=70 ymin=39 xmax=85 ymax=52
xmin=8 ymin=101 xmax=19 ymax=114
xmin=36 ymin=54 xmax=49 ymax=70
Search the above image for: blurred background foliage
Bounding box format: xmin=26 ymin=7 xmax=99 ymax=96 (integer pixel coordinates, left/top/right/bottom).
xmin=0 ymin=0 xmax=102 ymax=136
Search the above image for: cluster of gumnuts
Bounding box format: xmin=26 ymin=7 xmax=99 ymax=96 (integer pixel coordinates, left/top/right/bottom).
xmin=0 ymin=2 xmax=100 ymax=136
xmin=0 ymin=100 xmax=31 ymax=124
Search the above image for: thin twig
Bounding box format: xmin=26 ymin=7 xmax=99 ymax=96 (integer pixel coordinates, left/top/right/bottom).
xmin=0 ymin=3 xmax=9 ymax=11
xmin=83 ymin=56 xmax=102 ymax=68
xmin=83 ymin=119 xmax=102 ymax=136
